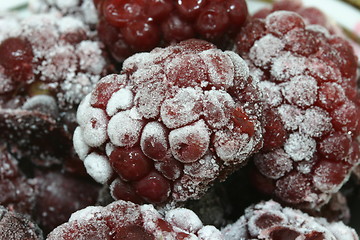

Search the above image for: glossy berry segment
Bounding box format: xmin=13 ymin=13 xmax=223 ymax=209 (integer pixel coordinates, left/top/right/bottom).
xmin=74 ymin=39 xmax=263 ymax=205
xmin=221 ymin=200 xmax=359 ymax=240
xmin=47 ymin=200 xmax=223 ymax=240
xmin=236 ymin=10 xmax=360 ymax=209
xmin=96 ymin=0 xmax=249 ymax=62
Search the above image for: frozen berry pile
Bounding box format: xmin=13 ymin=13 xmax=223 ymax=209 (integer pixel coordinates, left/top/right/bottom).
xmin=1 ymin=0 xmax=360 ymax=238
xmin=94 ymin=0 xmax=248 ymax=62
xmin=0 ymin=13 xmax=110 ymax=165
xmin=47 ymin=199 xmax=222 ymax=240
xmin=236 ymin=10 xmax=360 ymax=209
xmin=74 ymin=39 xmax=263 ymax=205
xmin=221 ymin=200 xmax=359 ymax=240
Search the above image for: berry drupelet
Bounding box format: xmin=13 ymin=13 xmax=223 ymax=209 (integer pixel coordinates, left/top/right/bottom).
xmin=73 ymin=39 xmax=264 ymax=205
xmin=221 ymin=200 xmax=359 ymax=240
xmin=0 ymin=13 xmax=110 ymax=166
xmin=94 ymin=0 xmax=248 ymax=62
xmin=236 ymin=11 xmax=360 ymax=209
xmin=47 ymin=200 xmax=223 ymax=240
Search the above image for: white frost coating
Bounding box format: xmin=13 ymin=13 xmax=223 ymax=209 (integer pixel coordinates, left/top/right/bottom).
xmin=270 ymin=52 xmax=307 ymax=81
xmin=249 ymin=34 xmax=284 ymax=68
xmin=299 ymin=107 xmax=332 ymax=137
xmin=199 ymin=49 xmax=234 ymax=89
xmin=69 ymin=206 xmax=103 ymax=222
xmin=161 ymin=87 xmax=203 ymax=129
xmin=284 ymin=132 xmax=316 ymax=162
xmin=105 ymin=142 xmax=115 ymax=157
xmin=106 ymin=88 xmax=134 ymax=116
xmin=281 ymin=75 xmax=318 ymax=107
xmin=58 ymin=16 xmax=85 ymax=34
xmin=169 ymin=120 xmax=210 ymax=163
xmin=165 ymin=208 xmax=203 ymax=233
xmin=84 ymin=152 xmax=113 ymax=184
xmin=213 ymin=130 xmax=251 ymax=163
xmin=247 ymin=210 xmax=287 ymax=237
xmin=198 ymin=225 xmax=223 ymax=240
xmin=140 ymin=121 xmax=168 ymax=159
xmin=327 ymin=222 xmax=359 ymax=240
xmin=221 ymin=216 xmax=248 ymax=240
xmin=277 ymin=104 xmax=304 ymax=131
xmin=225 ymin=51 xmax=249 ymax=89
xmin=77 ymin=41 xmax=106 ymax=75
xmin=107 ymin=109 xmax=144 ymax=147
xmin=203 ymin=90 xmax=235 ymax=129
xmin=54 ymin=0 xmax=79 ymax=8
xmin=265 ymin=11 xmax=304 ymax=35
xmin=258 ymin=81 xmax=283 ymax=107
xmin=22 ymin=95 xmax=59 ymax=117
xmin=82 ymin=107 xmax=108 ymax=147
xmin=73 ymin=126 xmax=90 ymax=161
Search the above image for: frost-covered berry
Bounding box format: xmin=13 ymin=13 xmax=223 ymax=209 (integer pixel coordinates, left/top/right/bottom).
xmin=0 ymin=13 xmax=110 ymax=165
xmin=74 ymin=39 xmax=263 ymax=205
xmin=221 ymin=200 xmax=359 ymax=240
xmin=47 ymin=200 xmax=222 ymax=240
xmin=29 ymin=0 xmax=99 ymax=28
xmin=95 ymin=0 xmax=248 ymax=62
xmin=0 ymin=206 xmax=43 ymax=240
xmin=236 ymin=11 xmax=360 ymax=209
xmin=0 ymin=144 xmax=36 ymax=215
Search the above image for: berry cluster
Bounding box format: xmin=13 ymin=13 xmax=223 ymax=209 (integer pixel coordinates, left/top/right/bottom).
xmin=95 ymin=0 xmax=248 ymax=62
xmin=236 ymin=10 xmax=360 ymax=209
xmin=74 ymin=39 xmax=263 ymax=205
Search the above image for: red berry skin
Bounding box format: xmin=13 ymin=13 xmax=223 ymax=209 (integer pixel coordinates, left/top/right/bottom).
xmin=0 ymin=37 xmax=34 ymax=83
xmin=109 ymin=147 xmax=153 ymax=181
xmin=113 ymin=225 xmax=154 ymax=240
xmin=102 ymin=0 xmax=145 ymax=27
xmin=132 ymin=171 xmax=171 ymax=204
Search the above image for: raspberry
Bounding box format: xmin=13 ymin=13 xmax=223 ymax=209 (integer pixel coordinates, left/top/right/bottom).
xmin=0 ymin=144 xmax=36 ymax=215
xmin=235 ymin=11 xmax=360 ymax=209
xmin=221 ymin=200 xmax=359 ymax=240
xmin=0 ymin=206 xmax=43 ymax=240
xmin=0 ymin=13 xmax=110 ymax=165
xmin=33 ymin=171 xmax=101 ymax=234
xmin=47 ymin=200 xmax=223 ymax=240
xmin=96 ymin=0 xmax=248 ymax=62
xmin=74 ymin=39 xmax=263 ymax=205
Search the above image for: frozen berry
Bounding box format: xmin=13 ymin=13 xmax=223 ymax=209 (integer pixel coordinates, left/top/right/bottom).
xmin=0 ymin=206 xmax=43 ymax=240
xmin=47 ymin=200 xmax=222 ymax=240
xmin=0 ymin=144 xmax=36 ymax=215
xmin=95 ymin=0 xmax=248 ymax=62
xmin=236 ymin=11 xmax=360 ymax=209
xmin=0 ymin=13 xmax=110 ymax=165
xmin=221 ymin=200 xmax=359 ymax=240
xmin=34 ymin=171 xmax=101 ymax=234
xmin=74 ymin=39 xmax=263 ymax=205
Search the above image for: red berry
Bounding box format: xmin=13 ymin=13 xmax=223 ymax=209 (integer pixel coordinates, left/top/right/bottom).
xmin=0 ymin=37 xmax=34 ymax=83
xmin=236 ymin=10 xmax=360 ymax=209
xmin=75 ymin=39 xmax=263 ymax=205
xmin=102 ymin=0 xmax=145 ymax=27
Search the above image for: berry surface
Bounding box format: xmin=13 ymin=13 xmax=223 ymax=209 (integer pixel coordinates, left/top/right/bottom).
xmin=47 ymin=200 xmax=222 ymax=240
xmin=235 ymin=10 xmax=360 ymax=209
xmin=74 ymin=39 xmax=263 ymax=205
xmin=95 ymin=0 xmax=248 ymax=62
xmin=0 ymin=206 xmax=43 ymax=240
xmin=221 ymin=200 xmax=359 ymax=240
